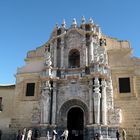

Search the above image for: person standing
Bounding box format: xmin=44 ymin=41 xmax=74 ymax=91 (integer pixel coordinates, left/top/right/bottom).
xmin=16 ymin=130 xmax=22 ymax=140
xmin=122 ymin=129 xmax=126 ymax=140
xmin=94 ymin=133 xmax=100 ymax=140
xmin=116 ymin=130 xmax=120 ymax=140
xmin=0 ymin=129 xmax=2 ymax=140
xmin=52 ymin=130 xmax=57 ymax=140
xmin=27 ymin=130 xmax=32 ymax=140
xmin=61 ymin=129 xmax=69 ymax=140
xmin=22 ymin=128 xmax=27 ymax=140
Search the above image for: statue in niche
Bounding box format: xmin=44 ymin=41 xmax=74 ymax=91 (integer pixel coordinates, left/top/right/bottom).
xmin=99 ymin=54 xmax=104 ymax=64
xmin=44 ymin=45 xmax=52 ymax=67
xmin=100 ymin=38 xmax=106 ymax=46
xmin=41 ymin=81 xmax=51 ymax=124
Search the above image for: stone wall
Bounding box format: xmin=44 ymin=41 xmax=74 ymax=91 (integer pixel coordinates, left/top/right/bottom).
xmin=0 ymin=85 xmax=15 ymax=140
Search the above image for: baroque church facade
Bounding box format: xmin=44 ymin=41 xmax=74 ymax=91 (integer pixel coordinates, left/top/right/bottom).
xmin=1 ymin=17 xmax=140 ymax=140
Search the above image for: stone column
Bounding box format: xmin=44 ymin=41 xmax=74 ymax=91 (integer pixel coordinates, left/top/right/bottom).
xmin=61 ymin=38 xmax=64 ymax=67
xmin=85 ymin=47 xmax=88 ymax=66
xmin=101 ymin=79 xmax=107 ymax=125
xmin=89 ymin=80 xmax=93 ymax=124
xmin=89 ymin=38 xmax=94 ymax=63
xmin=53 ymin=41 xmax=57 ymax=67
xmin=81 ymin=43 xmax=86 ymax=67
xmin=52 ymin=82 xmax=57 ymax=125
xmin=93 ymin=77 xmax=101 ymax=124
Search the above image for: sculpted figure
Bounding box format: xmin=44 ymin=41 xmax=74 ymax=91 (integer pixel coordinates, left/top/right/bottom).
xmin=41 ymin=81 xmax=51 ymax=124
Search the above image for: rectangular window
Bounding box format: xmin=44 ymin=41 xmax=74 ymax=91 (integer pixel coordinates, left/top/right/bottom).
xmin=0 ymin=97 xmax=2 ymax=111
xmin=26 ymin=83 xmax=35 ymax=96
xmin=119 ymin=77 xmax=131 ymax=93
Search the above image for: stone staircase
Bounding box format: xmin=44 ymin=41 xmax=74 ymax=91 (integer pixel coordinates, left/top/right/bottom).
xmin=37 ymin=138 xmax=117 ymax=140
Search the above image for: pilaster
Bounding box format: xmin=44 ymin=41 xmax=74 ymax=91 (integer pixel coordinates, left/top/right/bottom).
xmin=61 ymin=38 xmax=64 ymax=68
xmin=89 ymin=80 xmax=93 ymax=124
xmin=52 ymin=82 xmax=57 ymax=125
xmin=93 ymin=77 xmax=101 ymax=124
xmin=53 ymin=41 xmax=57 ymax=67
xmin=101 ymin=79 xmax=107 ymax=125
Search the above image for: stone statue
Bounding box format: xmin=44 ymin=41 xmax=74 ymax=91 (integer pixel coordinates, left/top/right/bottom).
xmin=41 ymin=81 xmax=51 ymax=124
xmin=62 ymin=19 xmax=66 ymax=28
xmin=100 ymin=38 xmax=106 ymax=46
xmin=72 ymin=18 xmax=77 ymax=28
xmin=89 ymin=17 xmax=93 ymax=24
xmin=99 ymin=54 xmax=104 ymax=64
xmin=82 ymin=16 xmax=86 ymax=24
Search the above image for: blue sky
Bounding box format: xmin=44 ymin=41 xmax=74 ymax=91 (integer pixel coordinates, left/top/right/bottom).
xmin=0 ymin=0 xmax=140 ymax=84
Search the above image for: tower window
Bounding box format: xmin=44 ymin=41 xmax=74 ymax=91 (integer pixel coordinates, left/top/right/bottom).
xmin=69 ymin=49 xmax=80 ymax=68
xmin=57 ymin=29 xmax=61 ymax=35
xmin=119 ymin=77 xmax=131 ymax=93
xmin=26 ymin=83 xmax=35 ymax=96
xmin=85 ymin=24 xmax=90 ymax=31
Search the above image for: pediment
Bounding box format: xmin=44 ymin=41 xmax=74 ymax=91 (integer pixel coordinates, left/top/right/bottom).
xmin=65 ymin=29 xmax=85 ymax=46
xmin=66 ymin=28 xmax=85 ymax=39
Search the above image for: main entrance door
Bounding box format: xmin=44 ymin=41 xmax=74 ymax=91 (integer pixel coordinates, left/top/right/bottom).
xmin=67 ymin=107 xmax=84 ymax=140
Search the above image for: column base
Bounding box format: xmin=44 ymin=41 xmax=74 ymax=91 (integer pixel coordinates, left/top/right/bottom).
xmin=85 ymin=124 xmax=119 ymax=140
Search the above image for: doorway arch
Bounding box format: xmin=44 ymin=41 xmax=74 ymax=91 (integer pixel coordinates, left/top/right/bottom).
xmin=67 ymin=107 xmax=84 ymax=140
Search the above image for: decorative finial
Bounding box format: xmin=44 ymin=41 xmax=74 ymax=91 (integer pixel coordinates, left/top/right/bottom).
xmin=82 ymin=16 xmax=86 ymax=24
xmin=55 ymin=23 xmax=59 ymax=29
xmin=62 ymin=19 xmax=66 ymax=28
xmin=72 ymin=18 xmax=77 ymax=28
xmin=89 ymin=17 xmax=93 ymax=24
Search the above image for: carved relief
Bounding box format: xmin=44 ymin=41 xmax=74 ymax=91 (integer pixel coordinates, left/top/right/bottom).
xmin=106 ymin=78 xmax=114 ymax=109
xmin=108 ymin=108 xmax=122 ymax=125
xmin=66 ymin=31 xmax=84 ymax=49
xmin=32 ymin=106 xmax=40 ymax=124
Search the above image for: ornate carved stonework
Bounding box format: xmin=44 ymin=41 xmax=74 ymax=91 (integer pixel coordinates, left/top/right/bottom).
xmin=32 ymin=106 xmax=40 ymax=124
xmin=10 ymin=17 xmax=131 ymax=140
xmin=108 ymin=108 xmax=122 ymax=125
xmin=40 ymin=81 xmax=51 ymax=124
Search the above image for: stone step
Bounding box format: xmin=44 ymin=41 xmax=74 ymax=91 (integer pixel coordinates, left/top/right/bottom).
xmin=37 ymin=138 xmax=117 ymax=140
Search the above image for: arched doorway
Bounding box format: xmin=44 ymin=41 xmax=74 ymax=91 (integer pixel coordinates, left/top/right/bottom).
xmin=67 ymin=107 xmax=84 ymax=140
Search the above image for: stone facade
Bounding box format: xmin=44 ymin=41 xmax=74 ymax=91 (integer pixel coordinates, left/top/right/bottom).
xmin=0 ymin=85 xmax=15 ymax=140
xmin=0 ymin=17 xmax=140 ymax=140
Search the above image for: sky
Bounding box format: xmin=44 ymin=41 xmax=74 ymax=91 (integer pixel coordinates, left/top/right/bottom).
xmin=0 ymin=0 xmax=140 ymax=84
